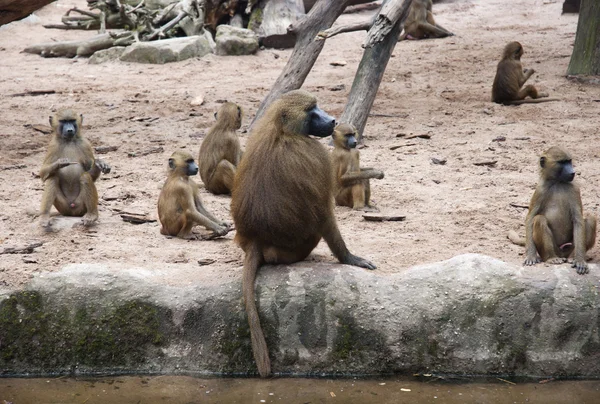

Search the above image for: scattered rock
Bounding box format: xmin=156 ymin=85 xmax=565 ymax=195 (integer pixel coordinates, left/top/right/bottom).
xmin=190 ymin=95 xmax=204 ymax=106
xmin=431 ymin=157 xmax=447 ymax=165
xmin=89 ymin=46 xmax=126 ymax=65
xmin=215 ymin=25 xmax=259 ymax=56
xmin=329 ymin=84 xmax=345 ymax=91
xmin=120 ymin=33 xmax=215 ymax=64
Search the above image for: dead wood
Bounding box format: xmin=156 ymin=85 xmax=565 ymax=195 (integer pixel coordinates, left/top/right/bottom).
xmin=248 ymin=0 xmax=305 ymax=48
xmin=363 ymin=0 xmax=411 ymax=48
xmin=11 ymin=90 xmax=57 ymax=97
xmin=120 ymin=213 xmax=157 ymax=224
xmin=95 ymin=145 xmax=119 ymax=154
xmin=363 ymin=213 xmax=406 ymax=222
xmin=389 ymin=143 xmax=417 ymax=150
xmin=341 ymin=0 xmax=409 ymax=139
xmin=509 ymin=202 xmax=529 ymax=209
xmin=23 ymin=32 xmax=134 ymax=57
xmin=251 ymin=0 xmax=350 ymax=127
xmin=0 ymin=0 xmax=55 ymax=26
xmin=344 ymin=1 xmax=381 ymax=13
xmin=127 ymin=146 xmax=164 ymax=157
xmin=316 ymin=18 xmax=373 ymax=41
xmin=0 ymin=242 xmax=44 ymax=255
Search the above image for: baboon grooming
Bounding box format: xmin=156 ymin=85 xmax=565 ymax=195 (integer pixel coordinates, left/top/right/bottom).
xmin=492 ymin=41 xmax=558 ymax=105
xmin=39 ymin=109 xmax=110 ymax=229
xmin=331 ymin=123 xmax=384 ymax=210
xmin=399 ymin=0 xmax=453 ymax=40
xmin=158 ymin=151 xmax=230 ymax=239
xmin=199 ymin=102 xmax=243 ymax=195
xmin=508 ymin=147 xmax=596 ymax=274
xmin=231 ymin=90 xmax=376 ymax=377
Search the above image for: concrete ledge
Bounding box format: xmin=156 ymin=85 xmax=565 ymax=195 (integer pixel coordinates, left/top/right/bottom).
xmin=1 ymin=254 xmax=599 ymax=377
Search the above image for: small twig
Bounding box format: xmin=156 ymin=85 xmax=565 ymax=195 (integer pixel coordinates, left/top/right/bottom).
xmin=497 ymin=378 xmax=516 ymax=385
xmin=11 ymin=90 xmax=56 ymax=97
xmin=406 ymin=133 xmax=431 ymax=140
xmin=127 ymin=146 xmax=164 ymax=157
xmin=369 ymin=113 xmax=409 ymax=118
xmin=198 ymin=258 xmax=216 ymax=266
xmin=120 ymin=213 xmax=156 ymax=224
xmin=1 ymin=242 xmax=44 ymax=255
xmin=95 ymin=145 xmax=119 ymax=154
xmin=363 ymin=213 xmax=406 ymax=222
xmin=390 ymin=143 xmax=417 ymax=150
xmin=1 ymin=164 xmax=27 ymax=171
xmin=509 ymin=202 xmax=529 ymax=209
xmin=473 ymin=160 xmax=497 ymax=167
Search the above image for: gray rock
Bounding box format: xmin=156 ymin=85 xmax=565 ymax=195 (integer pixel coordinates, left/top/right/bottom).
xmin=88 ymin=46 xmax=126 ymax=64
xmin=215 ymin=25 xmax=259 ymax=56
xmin=120 ymin=32 xmax=215 ymax=64
xmin=1 ymin=254 xmax=599 ymax=377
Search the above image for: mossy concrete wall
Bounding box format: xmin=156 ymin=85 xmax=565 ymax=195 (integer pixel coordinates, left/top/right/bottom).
xmin=1 ymin=254 xmax=599 ymax=377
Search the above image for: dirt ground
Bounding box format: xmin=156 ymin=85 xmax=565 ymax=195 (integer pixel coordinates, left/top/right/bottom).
xmin=0 ymin=0 xmax=598 ymax=288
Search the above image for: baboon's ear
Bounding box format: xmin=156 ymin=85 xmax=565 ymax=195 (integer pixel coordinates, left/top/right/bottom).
xmin=539 ymin=156 xmax=546 ymax=168
xmin=168 ymin=158 xmax=175 ymax=169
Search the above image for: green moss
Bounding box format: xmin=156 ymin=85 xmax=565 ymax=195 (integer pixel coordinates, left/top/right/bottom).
xmin=218 ymin=312 xmax=255 ymax=373
xmin=247 ymin=8 xmax=263 ymax=31
xmin=0 ymin=292 xmax=168 ymax=369
xmin=331 ymin=313 xmax=389 ymax=365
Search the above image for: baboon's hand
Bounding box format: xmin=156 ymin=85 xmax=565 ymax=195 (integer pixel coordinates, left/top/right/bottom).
xmin=56 ymin=158 xmax=73 ymax=169
xmin=343 ymin=253 xmax=376 ymax=270
xmin=96 ymin=159 xmax=111 ymax=174
xmin=213 ymin=226 xmax=230 ymax=237
xmin=523 ymin=255 xmax=540 ymax=266
xmin=572 ymin=260 xmax=588 ymax=275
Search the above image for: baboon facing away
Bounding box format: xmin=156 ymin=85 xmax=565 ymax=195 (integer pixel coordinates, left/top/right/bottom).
xmin=492 ymin=41 xmax=558 ymax=105
xmin=231 ymin=90 xmax=376 ymax=377
xmin=508 ymin=146 xmax=596 ymax=274
xmin=331 ymin=123 xmax=384 ymax=210
xmin=199 ymin=102 xmax=243 ymax=195
xmin=39 ymin=109 xmax=110 ymax=229
xmin=158 ymin=151 xmax=230 ymax=239
xmin=399 ymin=0 xmax=453 ymax=40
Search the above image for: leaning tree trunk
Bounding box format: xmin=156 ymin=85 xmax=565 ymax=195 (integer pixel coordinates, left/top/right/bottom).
xmin=0 ymin=0 xmax=55 ymax=26
xmin=341 ymin=0 xmax=411 ymax=140
xmin=250 ymin=0 xmax=350 ymax=126
xmin=567 ymin=0 xmax=600 ymax=75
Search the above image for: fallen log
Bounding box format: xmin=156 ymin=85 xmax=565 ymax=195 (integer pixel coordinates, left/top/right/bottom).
xmin=23 ymin=32 xmax=134 ymax=58
xmin=0 ymin=0 xmax=55 ymax=26
xmin=248 ymin=0 xmax=305 ymax=48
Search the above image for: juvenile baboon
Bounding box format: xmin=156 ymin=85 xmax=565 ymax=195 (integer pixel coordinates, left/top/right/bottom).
xmin=399 ymin=0 xmax=453 ymax=40
xmin=492 ymin=41 xmax=558 ymax=105
xmin=39 ymin=109 xmax=111 ymax=229
xmin=158 ymin=151 xmax=230 ymax=239
xmin=231 ymin=90 xmax=376 ymax=378
xmin=508 ymin=147 xmax=596 ymax=274
xmin=331 ymin=123 xmax=384 ymax=210
xmin=199 ymin=102 xmax=243 ymax=195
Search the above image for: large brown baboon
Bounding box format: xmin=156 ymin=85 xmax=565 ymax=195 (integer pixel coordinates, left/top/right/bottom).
xmin=231 ymin=90 xmax=376 ymax=378
xmin=399 ymin=0 xmax=453 ymax=40
xmin=508 ymin=147 xmax=596 ymax=274
xmin=331 ymin=123 xmax=384 ymax=210
xmin=199 ymin=102 xmax=243 ymax=195
xmin=39 ymin=109 xmax=110 ymax=229
xmin=158 ymin=151 xmax=230 ymax=239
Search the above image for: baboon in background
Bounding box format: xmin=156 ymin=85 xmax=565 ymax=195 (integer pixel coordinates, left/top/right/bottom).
xmin=199 ymin=102 xmax=243 ymax=195
xmin=508 ymin=147 xmax=596 ymax=274
xmin=399 ymin=0 xmax=453 ymax=40
xmin=158 ymin=151 xmax=230 ymax=239
xmin=39 ymin=109 xmax=111 ymax=229
xmin=492 ymin=41 xmax=558 ymax=105
xmin=331 ymin=123 xmax=384 ymax=210
xmin=231 ymin=90 xmax=376 ymax=378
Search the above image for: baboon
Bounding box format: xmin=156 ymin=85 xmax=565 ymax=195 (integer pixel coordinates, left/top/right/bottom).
xmin=199 ymin=102 xmax=243 ymax=195
xmin=399 ymin=0 xmax=453 ymax=40
xmin=331 ymin=123 xmax=384 ymax=210
xmin=39 ymin=109 xmax=110 ymax=229
xmin=508 ymin=147 xmax=596 ymax=274
xmin=158 ymin=151 xmax=230 ymax=239
xmin=492 ymin=41 xmax=558 ymax=105
xmin=231 ymin=90 xmax=376 ymax=378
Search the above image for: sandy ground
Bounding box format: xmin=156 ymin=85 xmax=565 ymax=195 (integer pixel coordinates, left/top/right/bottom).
xmin=0 ymin=0 xmax=598 ymax=288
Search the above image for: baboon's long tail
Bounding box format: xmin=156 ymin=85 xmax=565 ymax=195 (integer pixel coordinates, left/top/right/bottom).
xmin=507 ymin=230 xmax=526 ymax=246
xmin=243 ymin=242 xmax=271 ymax=377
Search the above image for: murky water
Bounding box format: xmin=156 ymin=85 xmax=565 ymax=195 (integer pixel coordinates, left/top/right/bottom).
xmin=1 ymin=375 xmax=599 ymax=404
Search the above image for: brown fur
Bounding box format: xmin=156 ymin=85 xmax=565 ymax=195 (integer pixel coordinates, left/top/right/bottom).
xmin=158 ymin=151 xmax=230 ymax=239
xmin=231 ymin=90 xmax=376 ymax=377
xmin=399 ymin=0 xmax=453 ymax=40
xmin=39 ymin=109 xmax=110 ymax=229
xmin=331 ymin=123 xmax=384 ymax=210
xmin=509 ymin=147 xmax=596 ymax=274
xmin=492 ymin=41 xmax=558 ymax=105
xmin=199 ymin=102 xmax=243 ymax=195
